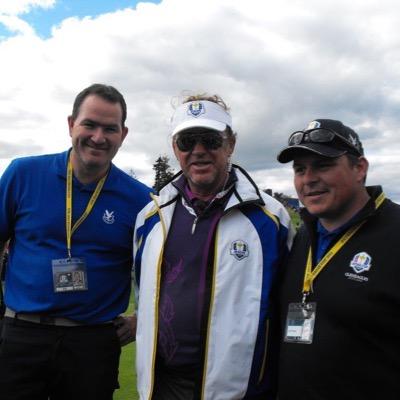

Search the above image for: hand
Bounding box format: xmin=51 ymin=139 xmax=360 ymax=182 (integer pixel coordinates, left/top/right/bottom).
xmin=114 ymin=314 xmax=137 ymax=346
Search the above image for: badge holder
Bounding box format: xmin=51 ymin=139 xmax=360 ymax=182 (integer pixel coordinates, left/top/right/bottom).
xmin=52 ymin=258 xmax=88 ymax=293
xmin=284 ymin=302 xmax=316 ymax=344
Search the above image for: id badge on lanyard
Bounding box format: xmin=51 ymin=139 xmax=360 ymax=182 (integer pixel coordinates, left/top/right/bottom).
xmin=284 ymin=302 xmax=316 ymax=344
xmin=283 ymin=192 xmax=385 ymax=344
xmin=53 ymin=154 xmax=107 ymax=294
xmin=52 ymin=257 xmax=87 ymax=292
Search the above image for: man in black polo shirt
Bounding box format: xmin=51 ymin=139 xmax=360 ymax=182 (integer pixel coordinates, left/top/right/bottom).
xmin=277 ymin=119 xmax=400 ymax=399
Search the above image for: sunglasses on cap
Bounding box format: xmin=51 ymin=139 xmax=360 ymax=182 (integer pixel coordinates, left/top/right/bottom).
xmin=174 ymin=131 xmax=226 ymax=152
xmin=288 ymin=128 xmax=361 ymax=154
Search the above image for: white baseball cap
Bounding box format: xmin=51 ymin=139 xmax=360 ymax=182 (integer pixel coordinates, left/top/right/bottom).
xmin=171 ymin=100 xmax=232 ymax=136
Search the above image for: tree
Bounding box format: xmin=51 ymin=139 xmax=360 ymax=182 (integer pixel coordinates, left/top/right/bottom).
xmin=153 ymin=155 xmax=174 ymax=192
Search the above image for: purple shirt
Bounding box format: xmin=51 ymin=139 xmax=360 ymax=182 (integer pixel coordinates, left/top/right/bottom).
xmin=157 ymin=174 xmax=235 ymax=367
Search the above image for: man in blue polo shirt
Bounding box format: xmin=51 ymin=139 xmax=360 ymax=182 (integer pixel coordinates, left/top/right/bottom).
xmin=0 ymin=83 xmax=151 ymax=400
xmin=134 ymin=94 xmax=293 ymax=399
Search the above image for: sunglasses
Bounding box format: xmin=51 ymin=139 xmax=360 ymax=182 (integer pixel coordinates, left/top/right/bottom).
xmin=175 ymin=132 xmax=225 ymax=152
xmin=288 ymin=128 xmax=360 ymax=154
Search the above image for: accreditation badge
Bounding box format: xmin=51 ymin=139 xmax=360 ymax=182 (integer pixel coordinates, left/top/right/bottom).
xmin=284 ymin=302 xmax=316 ymax=344
xmin=52 ymin=258 xmax=88 ymax=293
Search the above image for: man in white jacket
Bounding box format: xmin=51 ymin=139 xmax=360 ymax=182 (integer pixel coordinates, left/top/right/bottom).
xmin=134 ymin=94 xmax=293 ymax=400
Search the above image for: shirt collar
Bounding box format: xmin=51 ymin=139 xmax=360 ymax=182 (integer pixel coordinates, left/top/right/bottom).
xmin=173 ymin=169 xmax=237 ymax=203
xmin=55 ymin=148 xmax=119 ymax=192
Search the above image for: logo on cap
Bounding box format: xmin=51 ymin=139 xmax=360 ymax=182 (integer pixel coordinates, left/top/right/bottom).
xmin=230 ymin=240 xmax=249 ymax=261
xmin=306 ymin=121 xmax=321 ymax=130
xmin=348 ymin=134 xmax=358 ymax=147
xmin=187 ymin=101 xmax=205 ymax=117
xmin=349 ymin=252 xmax=372 ymax=274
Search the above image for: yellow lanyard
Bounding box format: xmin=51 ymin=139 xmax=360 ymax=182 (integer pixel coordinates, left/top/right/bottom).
xmin=66 ymin=156 xmax=108 ymax=258
xmin=302 ymin=192 xmax=385 ymax=296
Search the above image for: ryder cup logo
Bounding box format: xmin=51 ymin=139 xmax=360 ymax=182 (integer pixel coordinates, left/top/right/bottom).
xmin=187 ymin=101 xmax=205 ymax=117
xmin=350 ymin=252 xmax=372 ymax=274
xmin=230 ymin=240 xmax=249 ymax=261
xmin=103 ymin=210 xmax=115 ymax=224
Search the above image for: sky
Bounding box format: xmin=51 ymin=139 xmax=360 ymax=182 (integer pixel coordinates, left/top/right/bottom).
xmin=0 ymin=0 xmax=400 ymax=202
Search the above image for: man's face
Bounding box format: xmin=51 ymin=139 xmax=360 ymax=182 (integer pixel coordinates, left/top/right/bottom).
xmin=173 ymin=130 xmax=235 ymax=197
xmin=68 ymin=94 xmax=128 ymax=178
xmin=293 ymin=153 xmax=368 ymax=224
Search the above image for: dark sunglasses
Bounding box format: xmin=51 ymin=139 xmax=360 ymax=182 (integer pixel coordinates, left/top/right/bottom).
xmin=288 ymin=128 xmax=360 ymax=153
xmin=175 ymin=132 xmax=225 ymax=152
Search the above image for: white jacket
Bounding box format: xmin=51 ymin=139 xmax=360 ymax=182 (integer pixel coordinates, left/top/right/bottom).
xmin=134 ymin=166 xmax=293 ymax=400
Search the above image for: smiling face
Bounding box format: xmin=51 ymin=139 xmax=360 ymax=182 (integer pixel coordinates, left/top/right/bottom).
xmin=293 ymin=153 xmax=369 ymax=230
xmin=68 ymin=94 xmax=128 ymax=183
xmin=173 ymin=130 xmax=235 ymax=199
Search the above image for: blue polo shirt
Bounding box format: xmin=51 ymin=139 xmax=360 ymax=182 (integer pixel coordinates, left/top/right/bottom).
xmin=315 ymin=213 xmax=361 ymax=263
xmin=0 ymin=150 xmax=152 ymax=323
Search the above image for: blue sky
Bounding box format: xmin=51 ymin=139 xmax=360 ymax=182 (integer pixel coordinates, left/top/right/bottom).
xmin=2 ymin=0 xmax=160 ymax=39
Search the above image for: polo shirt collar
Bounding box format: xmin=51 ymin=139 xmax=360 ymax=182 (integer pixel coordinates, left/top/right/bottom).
xmin=55 ymin=149 xmax=119 ymax=191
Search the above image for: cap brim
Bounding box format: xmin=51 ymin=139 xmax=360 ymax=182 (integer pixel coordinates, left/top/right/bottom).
xmin=172 ymin=119 xmax=226 ymax=136
xmin=277 ymin=143 xmax=347 ymax=163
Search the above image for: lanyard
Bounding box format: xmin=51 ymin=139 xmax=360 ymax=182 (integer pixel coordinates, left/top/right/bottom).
xmin=302 ymin=192 xmax=385 ymax=298
xmin=66 ymin=155 xmax=108 ymax=258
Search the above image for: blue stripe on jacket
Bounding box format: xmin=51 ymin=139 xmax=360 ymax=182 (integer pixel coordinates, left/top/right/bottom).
xmin=242 ymin=205 xmax=289 ymax=398
xmin=135 ymin=212 xmax=161 ymax=285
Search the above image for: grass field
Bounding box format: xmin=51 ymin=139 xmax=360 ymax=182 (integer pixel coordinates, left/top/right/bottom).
xmin=114 ymin=342 xmax=139 ymax=400
xmin=114 ymin=290 xmax=139 ymax=400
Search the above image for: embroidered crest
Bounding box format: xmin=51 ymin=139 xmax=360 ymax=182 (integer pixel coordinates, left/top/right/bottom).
xmin=349 ymin=252 xmax=372 ymax=274
xmin=187 ymin=101 xmax=205 ymax=117
xmin=103 ymin=210 xmax=115 ymax=224
xmin=348 ymin=134 xmax=358 ymax=147
xmin=230 ymin=240 xmax=249 ymax=261
xmin=306 ymin=120 xmax=321 ymax=130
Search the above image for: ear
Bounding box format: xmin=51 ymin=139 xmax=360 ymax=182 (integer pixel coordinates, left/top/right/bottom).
xmin=227 ymin=134 xmax=236 ymax=154
xmin=121 ymin=127 xmax=129 ymax=143
xmin=355 ymin=156 xmax=369 ymax=183
xmin=67 ymin=116 xmax=74 ymax=137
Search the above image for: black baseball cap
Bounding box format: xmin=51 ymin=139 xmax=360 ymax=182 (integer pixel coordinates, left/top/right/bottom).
xmin=277 ymin=119 xmax=364 ymax=163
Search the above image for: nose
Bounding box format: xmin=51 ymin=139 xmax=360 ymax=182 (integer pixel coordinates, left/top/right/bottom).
xmin=191 ymin=140 xmax=207 ymax=154
xmin=302 ymin=166 xmax=319 ymax=184
xmin=90 ymin=127 xmax=106 ymax=144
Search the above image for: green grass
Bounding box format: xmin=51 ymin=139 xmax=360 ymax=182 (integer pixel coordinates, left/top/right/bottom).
xmin=114 ymin=288 xmax=139 ymax=400
xmin=114 ymin=342 xmax=138 ymax=400
xmin=288 ymin=207 xmax=301 ymax=231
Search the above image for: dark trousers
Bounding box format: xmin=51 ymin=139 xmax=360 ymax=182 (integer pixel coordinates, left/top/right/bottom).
xmin=152 ymin=360 xmax=196 ymax=400
xmin=152 ymin=359 xmax=274 ymax=400
xmin=0 ymin=317 xmax=121 ymax=400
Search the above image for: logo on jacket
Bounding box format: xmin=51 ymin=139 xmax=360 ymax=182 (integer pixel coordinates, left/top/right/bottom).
xmin=350 ymin=252 xmax=372 ymax=274
xmin=187 ymin=101 xmax=205 ymax=117
xmin=345 ymin=251 xmax=372 ymax=283
xmin=230 ymin=240 xmax=249 ymax=260
xmin=103 ymin=210 xmax=115 ymax=224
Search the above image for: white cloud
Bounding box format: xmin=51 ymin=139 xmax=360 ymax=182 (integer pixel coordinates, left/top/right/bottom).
xmin=0 ymin=0 xmax=55 ymax=36
xmin=0 ymin=0 xmax=55 ymax=16
xmin=0 ymin=14 xmax=35 ymax=35
xmin=0 ymin=0 xmax=400 ymax=201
